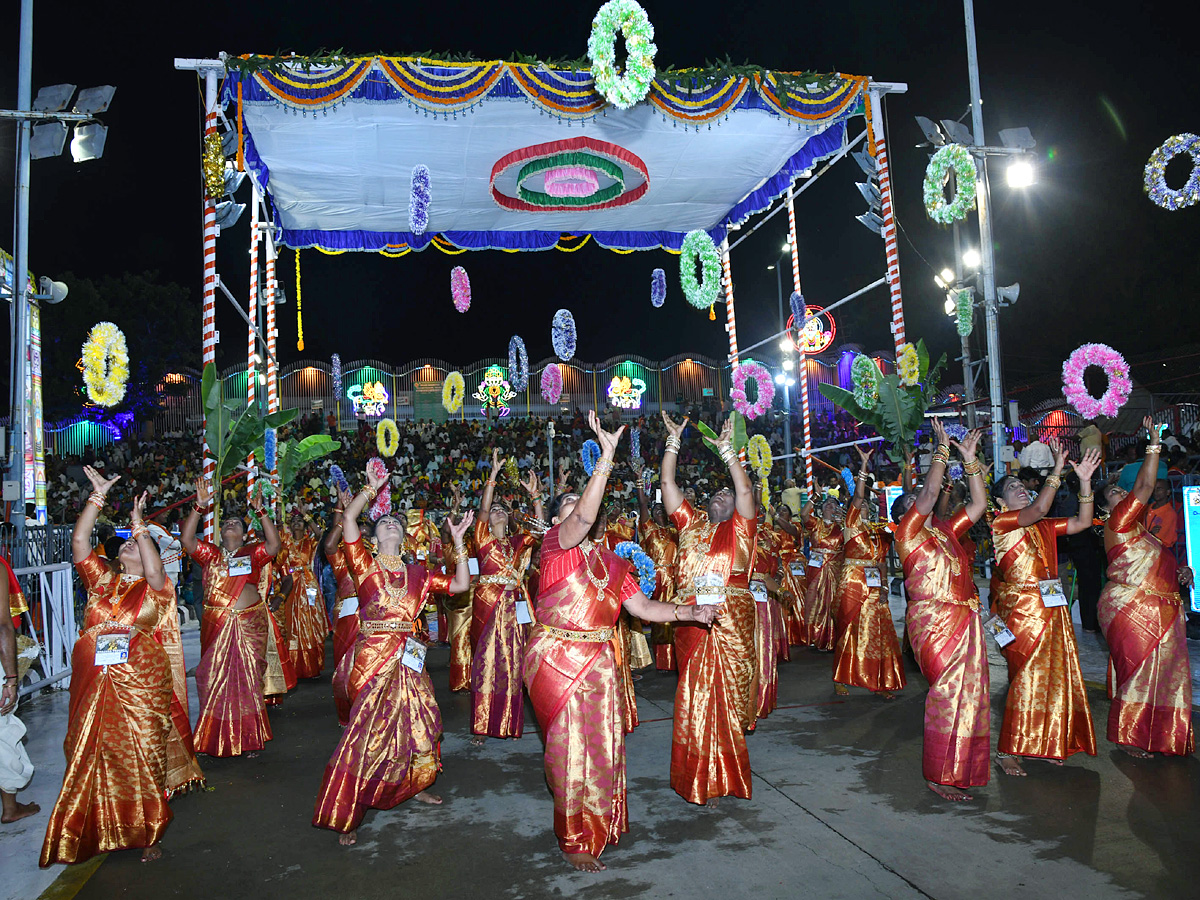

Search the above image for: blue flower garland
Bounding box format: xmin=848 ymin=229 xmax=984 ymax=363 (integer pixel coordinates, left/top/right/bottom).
xmin=581 ymin=439 xmax=600 ymax=476
xmin=328 ymin=463 xmax=349 ymax=494
xmin=331 ymin=353 xmax=342 ymax=396
xmin=1144 ymin=133 xmax=1200 ymax=210
xmin=264 ymin=427 xmax=277 ymax=472
xmin=508 ymin=335 xmax=529 ymax=390
xmin=790 ymin=291 xmax=805 ymax=327
xmin=409 ymin=164 xmax=432 ymax=235
xmin=552 ymin=309 xmax=577 ymax=361
xmin=840 ymin=466 xmax=855 ymax=498
xmin=613 ymin=540 xmax=657 ymax=596
xmin=945 ymin=423 xmax=968 ymax=442
xmin=650 ymin=268 xmax=666 ymax=307
xmin=630 ymin=427 xmax=641 ymax=459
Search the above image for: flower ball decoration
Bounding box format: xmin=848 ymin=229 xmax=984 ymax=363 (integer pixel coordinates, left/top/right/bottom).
xmin=541 ymin=364 xmax=563 ymax=405
xmin=587 ymin=0 xmax=657 ymax=110
xmin=945 ymin=423 xmax=968 ymax=442
xmin=81 ymin=321 xmax=129 ymax=407
xmin=1144 ymin=133 xmax=1200 ymax=210
xmin=730 ymin=362 xmax=775 ymax=420
xmin=897 ymin=343 xmax=921 ymax=387
xmin=442 ymin=371 xmax=465 ymax=414
xmin=650 ymin=268 xmax=666 ymax=308
xmin=1062 ymin=343 xmax=1131 ymax=419
xmin=552 ymin=309 xmax=577 ymax=361
xmin=923 ymin=144 xmax=978 ymax=224
xmin=613 ymin=540 xmax=658 ymax=596
xmin=851 ymin=354 xmax=881 ymax=410
xmin=508 ymin=335 xmax=529 ymax=390
xmin=409 ymin=164 xmax=432 ymax=235
xmin=376 ymin=418 xmax=400 ymax=458
xmin=679 ymin=230 xmax=722 ymax=310
xmin=450 ymin=266 xmax=471 ymax=313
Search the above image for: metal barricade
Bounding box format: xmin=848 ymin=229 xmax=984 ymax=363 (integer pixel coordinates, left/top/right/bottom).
xmin=13 ymin=561 xmax=76 ymax=696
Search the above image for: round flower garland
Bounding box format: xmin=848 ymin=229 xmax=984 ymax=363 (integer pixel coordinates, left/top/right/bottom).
xmin=81 ymin=321 xmax=129 ymax=407
xmin=897 ymin=343 xmax=920 ymax=387
xmin=730 ymin=361 xmax=775 ymax=420
xmin=442 ymin=371 xmax=465 ymax=414
xmin=508 ymin=336 xmax=529 ymax=391
xmin=552 ymin=309 xmax=577 ymax=361
xmin=650 ymin=267 xmax=666 ymax=308
xmin=851 ymin=354 xmax=880 ymax=410
xmin=581 ymin=439 xmax=601 ymax=476
xmin=409 ymin=164 xmax=432 ymax=235
xmin=450 ymin=266 xmax=471 ymax=313
xmin=679 ymin=230 xmax=721 ymax=310
xmin=366 ymin=457 xmax=392 ymax=521
xmin=955 ymin=289 xmax=974 ymax=337
xmin=328 ymin=464 xmax=350 ymax=494
xmin=587 ymin=0 xmax=657 ymax=110
xmin=541 ymin=364 xmax=563 ymax=404
xmin=613 ymin=540 xmax=658 ymax=596
xmin=376 ymin=418 xmax=400 ymax=458
xmin=1144 ymin=133 xmax=1200 ymax=210
xmin=923 ymin=144 xmax=978 ymax=224
xmin=1062 ymin=343 xmax=1131 ymax=419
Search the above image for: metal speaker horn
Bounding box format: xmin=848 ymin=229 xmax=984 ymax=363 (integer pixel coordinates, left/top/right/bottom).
xmin=997 ymin=283 xmax=1020 ymax=306
xmin=38 ymin=276 xmax=68 ymax=304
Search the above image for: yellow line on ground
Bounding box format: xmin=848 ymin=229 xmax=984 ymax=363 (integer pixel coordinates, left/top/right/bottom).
xmin=36 ymin=854 xmax=106 ymax=900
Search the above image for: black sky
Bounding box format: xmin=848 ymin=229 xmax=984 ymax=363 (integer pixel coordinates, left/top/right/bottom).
xmin=3 ymin=1 xmax=1199 ymax=396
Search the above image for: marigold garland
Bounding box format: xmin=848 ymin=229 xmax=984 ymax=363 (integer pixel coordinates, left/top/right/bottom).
xmin=851 ymin=354 xmax=880 ymax=410
xmin=730 ymin=361 xmax=775 ymax=420
xmin=508 ymin=335 xmax=529 ymax=390
xmin=81 ymin=321 xmax=129 ymax=408
xmin=613 ymin=540 xmax=657 ymax=596
xmin=679 ymin=230 xmax=721 ymax=310
xmin=450 ymin=266 xmax=471 ymax=313
xmin=376 ymin=418 xmax=400 ymax=458
xmin=1144 ymin=133 xmax=1200 ymax=210
xmin=1062 ymin=343 xmax=1131 ymax=419
xmin=747 ymin=433 xmax=773 ymax=508
xmin=552 ymin=309 xmax=577 ymax=361
xmin=650 ymin=267 xmax=666 ymax=308
xmin=897 ymin=343 xmax=920 ymax=387
xmin=587 ymin=0 xmax=657 ymax=110
xmin=409 ymin=164 xmax=432 ymax=234
xmin=541 ymin=364 xmax=563 ymax=404
xmin=923 ymin=144 xmax=978 ymax=224
xmin=442 ymin=371 xmax=465 ymax=413
xmin=294 ymin=248 xmax=304 ymax=351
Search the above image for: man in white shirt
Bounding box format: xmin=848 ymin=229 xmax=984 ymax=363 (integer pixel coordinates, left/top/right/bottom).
xmin=1018 ymin=438 xmax=1055 ymax=474
xmin=147 ymin=512 xmax=183 ymax=588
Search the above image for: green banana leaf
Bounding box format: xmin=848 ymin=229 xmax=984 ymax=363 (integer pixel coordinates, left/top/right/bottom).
xmin=695 ymin=411 xmax=747 ymax=458
xmin=255 ymin=434 xmax=342 ymax=492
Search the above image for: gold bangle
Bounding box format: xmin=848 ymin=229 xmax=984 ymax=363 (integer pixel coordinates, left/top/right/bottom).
xmin=1077 ymin=493 xmax=1095 ymax=503
xmin=131 ymin=524 xmax=149 ymax=541
xmin=962 ymin=460 xmax=983 ymax=476
xmin=362 ymin=486 xmax=378 ymax=502
xmin=454 ymin=547 xmax=469 ymax=565
xmin=673 ymin=605 xmax=681 ymax=621
xmin=1043 ymin=474 xmax=1062 ymax=491
xmin=665 ymin=437 xmax=681 ymax=454
xmin=593 ymin=457 xmax=614 ymax=477
xmin=1147 ymin=444 xmax=1162 ymax=454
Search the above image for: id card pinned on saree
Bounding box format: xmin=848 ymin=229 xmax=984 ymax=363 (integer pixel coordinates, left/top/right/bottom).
xmin=695 ymin=572 xmax=724 ymax=606
xmin=1038 ymin=578 xmax=1068 ymax=608
xmin=789 ymin=561 xmax=805 ymax=577
xmin=337 ymin=595 xmax=359 ymax=618
xmin=750 ymin=581 xmax=769 ymax=603
xmin=95 ymin=629 xmax=131 ymax=666
xmin=983 ymin=614 xmax=1016 ymax=648
xmin=808 ymin=550 xmax=825 ymax=569
xmin=864 ymin=567 xmax=883 ymax=588
xmin=515 ymin=600 xmax=533 ymax=625
xmin=305 ymin=587 xmax=319 ymax=607
xmin=399 ymin=636 xmax=427 ymax=673
xmin=227 ymin=555 xmax=252 ymax=577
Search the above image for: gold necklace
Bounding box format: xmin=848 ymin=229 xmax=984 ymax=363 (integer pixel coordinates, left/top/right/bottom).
xmin=577 ymin=539 xmax=611 ymax=592
xmin=375 ymin=553 xmax=410 ymax=607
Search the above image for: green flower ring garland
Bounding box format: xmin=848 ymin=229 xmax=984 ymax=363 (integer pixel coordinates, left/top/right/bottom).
xmin=516 ymin=151 xmax=625 ymax=209
xmin=680 ymin=230 xmax=722 ymax=310
xmin=923 ymin=144 xmax=978 ymax=224
xmin=587 ymin=0 xmax=657 ymax=110
xmin=850 ymin=353 xmax=880 ymax=410
xmin=955 ymin=289 xmax=974 ymax=337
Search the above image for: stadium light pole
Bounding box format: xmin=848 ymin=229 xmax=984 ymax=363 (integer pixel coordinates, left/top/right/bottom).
xmin=768 ymin=249 xmax=794 ymax=480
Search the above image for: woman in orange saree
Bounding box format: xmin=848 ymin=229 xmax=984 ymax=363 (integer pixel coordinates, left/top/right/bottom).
xmin=277 ymin=513 xmax=326 ymax=679
xmin=800 ymin=498 xmax=843 ymax=650
xmin=990 ymin=438 xmax=1101 ymax=776
xmin=751 ymin=513 xmax=784 ymax=720
xmin=1098 ymin=419 xmax=1194 ymax=757
xmin=894 ymin=422 xmax=990 ymax=802
xmin=637 ymin=481 xmax=679 ymax=671
xmin=41 ymin=470 xmax=202 ymax=866
xmin=660 ymin=412 xmax=758 ymax=806
xmin=324 ymin=487 xmax=360 ymax=726
xmin=182 ymin=477 xmax=281 ymax=758
xmin=833 ymin=446 xmax=905 ymax=698
xmin=470 ymin=453 xmax=541 ymax=742
xmin=313 ymin=467 xmax=474 ymax=845
xmin=525 ymin=412 xmax=717 ymax=873
xmin=773 ymin=506 xmax=807 ymax=646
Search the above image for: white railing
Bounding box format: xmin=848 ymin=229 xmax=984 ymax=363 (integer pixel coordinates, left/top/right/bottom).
xmin=13 ymin=562 xmax=75 ymax=696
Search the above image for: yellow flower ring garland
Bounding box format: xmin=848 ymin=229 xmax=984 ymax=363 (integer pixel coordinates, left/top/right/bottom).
xmin=747 ymin=434 xmax=773 ymax=508
xmin=81 ymin=321 xmax=129 ymax=407
xmin=443 ymin=371 xmax=465 ymax=414
xmin=376 ymin=417 xmax=400 ymax=458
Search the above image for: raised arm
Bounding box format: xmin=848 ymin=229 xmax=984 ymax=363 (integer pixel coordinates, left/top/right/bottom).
xmin=445 ymin=511 xmax=476 ymax=593
xmin=323 ymin=485 xmax=352 ymax=557
xmin=1132 ymin=415 xmax=1162 ymax=505
xmin=73 ymin=465 xmax=120 ymax=563
xmin=949 ymin=428 xmax=988 ymax=523
xmin=521 ymin=470 xmax=545 ymax=523
xmin=558 ymin=411 xmax=625 ymax=549
xmin=636 ymin=477 xmax=651 ymax=522
xmin=715 ymin=417 xmax=755 ymax=520
xmin=851 ymin=446 xmax=873 ymax=511
xmin=914 ymin=421 xmax=949 ymax=517
xmin=480 ymin=448 xmax=501 ymax=517
xmin=180 ymin=475 xmax=209 ymax=557
xmin=253 ymin=492 xmax=282 ymax=557
xmin=1016 ymin=437 xmax=1066 ymax=527
xmin=341 ymin=464 xmax=386 ymax=545
xmin=131 ymin=491 xmax=166 ymax=591
xmin=1064 ymin=448 xmax=1101 ymax=534
xmin=659 ymin=411 xmax=688 ymax=516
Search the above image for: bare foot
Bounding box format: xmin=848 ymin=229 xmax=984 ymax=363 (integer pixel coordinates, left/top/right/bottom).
xmin=563 ymin=851 xmax=606 ymax=872
xmin=414 ymin=791 xmax=443 ymax=805
xmin=246 ymin=751 xmax=260 ymax=759
xmin=141 ymin=845 xmax=162 ymax=862
xmin=469 ymin=735 xmax=486 ymax=746
xmin=996 ymin=755 xmax=1026 ymax=777
xmin=705 ymin=797 xmax=720 ymax=808
xmin=1120 ymin=745 xmax=1154 ymax=759
xmin=339 ymin=830 xmax=357 ymax=846
xmin=927 ymin=781 xmax=972 ymax=801
xmin=876 ymin=690 xmax=897 ymax=701
xmin=1 ymin=801 xmax=41 ymax=824
xmin=1042 ymin=757 xmax=1065 ymax=766
xmin=834 ymin=683 xmax=850 ymax=696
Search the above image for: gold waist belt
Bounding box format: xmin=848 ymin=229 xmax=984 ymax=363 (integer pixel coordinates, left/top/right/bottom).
xmin=843 ymin=558 xmax=882 ymax=568
xmin=1109 ymin=580 xmax=1181 ymax=604
xmin=81 ymin=622 xmax=146 ymax=639
xmin=478 ymin=574 xmax=521 ymax=588
xmin=361 ymin=620 xmax=417 ymax=634
xmin=204 ymin=599 xmax=264 ymax=615
xmin=537 ymin=624 xmax=615 ymax=643
xmin=682 ymin=584 xmax=746 ymax=597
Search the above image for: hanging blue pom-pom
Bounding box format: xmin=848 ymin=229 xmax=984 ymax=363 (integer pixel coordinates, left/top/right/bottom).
xmin=581 ymin=439 xmax=600 ymax=476
xmin=790 ymin=291 xmax=805 ymax=327
xmin=650 ymin=268 xmax=666 ymax=308
xmin=264 ymin=428 xmax=277 ymax=472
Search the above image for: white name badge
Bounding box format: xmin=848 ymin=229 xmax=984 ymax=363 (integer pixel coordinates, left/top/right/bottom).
xmin=416 ymin=551 xmax=426 ymax=560
xmin=337 ymin=595 xmax=359 ymax=618
xmin=983 ymin=614 xmax=1016 ymax=648
xmin=808 ymin=551 xmax=825 ymax=569
xmin=695 ymin=572 xmax=724 ymax=606
xmin=94 ymin=630 xmax=130 ymax=666
xmin=305 ymin=587 xmax=319 ymax=607
xmin=864 ymin=567 xmax=882 ymax=588
xmin=789 ymin=561 xmax=805 ymax=577
xmin=1038 ymin=578 xmax=1068 ymax=608
xmin=227 ymin=556 xmax=252 ymax=577
xmin=468 ymin=558 xmax=480 ymax=576
xmin=750 ymin=581 xmax=769 ymax=603
xmin=515 ymin=600 xmax=533 ymax=624
xmin=400 ymin=636 xmax=427 ymax=673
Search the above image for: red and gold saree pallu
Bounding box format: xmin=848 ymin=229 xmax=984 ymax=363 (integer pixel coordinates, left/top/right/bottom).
xmin=279 ymin=534 xmax=326 ymax=680
xmin=331 ymin=585 xmax=361 ymax=725
xmin=157 ymin=597 xmax=207 ymax=797
xmin=991 ymin=514 xmax=1096 ymax=760
xmin=642 ymin=522 xmax=679 ymax=672
xmin=194 ymin=601 xmax=273 ymax=757
xmin=263 ymin=603 xmax=297 ymax=702
xmin=800 ymin=516 xmax=843 ymax=650
xmin=778 ymin=551 xmax=807 ymax=646
xmin=1098 ymin=495 xmax=1194 ymax=755
xmin=753 ymin=591 xmax=779 ymax=719
xmin=441 ymin=540 xmax=473 ymax=692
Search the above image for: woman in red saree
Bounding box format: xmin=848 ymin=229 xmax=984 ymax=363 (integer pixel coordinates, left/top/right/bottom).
xmin=41 ymin=469 xmax=203 ymax=866
xmin=990 ymin=438 xmax=1101 ymax=776
xmin=181 ymin=477 xmax=281 ymax=758
xmin=1098 ymin=418 xmax=1195 ymax=757
xmin=637 ymin=481 xmax=679 ymax=671
xmin=660 ymin=413 xmax=758 ymax=807
xmin=800 ymin=498 xmax=844 ymax=650
xmin=833 ymin=446 xmax=905 ymax=698
xmin=773 ymin=506 xmax=807 ymax=646
xmin=277 ymin=513 xmax=326 ymax=679
xmin=470 ymin=452 xmax=541 ymax=742
xmin=751 ymin=511 xmax=785 ymax=719
xmin=894 ymin=422 xmax=989 ymax=801
xmin=313 ymin=467 xmax=474 ymax=845
xmin=525 ymin=412 xmax=717 ymax=873
xmin=324 ymin=486 xmax=361 ymax=726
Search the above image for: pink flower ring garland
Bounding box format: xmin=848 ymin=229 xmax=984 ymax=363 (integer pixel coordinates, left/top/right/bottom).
xmin=450 ymin=266 xmax=471 ymax=313
xmin=366 ymin=456 xmax=393 ymax=521
xmin=1061 ymin=343 xmax=1131 ymax=419
xmin=541 ymin=364 xmax=563 ymax=405
xmin=543 ymin=166 xmax=601 ymax=198
xmin=730 ymin=361 xmax=775 ymax=420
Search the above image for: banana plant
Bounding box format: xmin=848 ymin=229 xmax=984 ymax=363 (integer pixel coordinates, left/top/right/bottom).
xmin=256 ymin=433 xmax=342 ymax=494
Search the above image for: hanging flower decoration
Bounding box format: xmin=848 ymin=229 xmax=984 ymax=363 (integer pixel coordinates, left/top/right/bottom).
xmin=840 ymin=466 xmax=856 ymax=498
xmin=613 ymin=540 xmax=658 ymax=596
xmin=581 ymin=439 xmax=601 ymax=476
xmin=328 ymin=463 xmax=349 ymax=494
xmin=947 ymin=461 xmax=964 ymax=482
xmin=747 ymin=433 xmax=773 ymax=509
xmin=923 ymin=144 xmax=978 ymax=224
xmin=81 ymin=321 xmax=129 ymax=407
xmin=264 ymin=427 xmax=277 ymax=472
xmin=587 ymin=0 xmax=657 ymax=110
xmin=641 ymin=466 xmax=653 ymax=494
xmin=730 ymin=362 xmax=775 ymax=420
xmin=630 ymin=427 xmax=641 ymax=460
xmin=366 ymin=456 xmax=392 ymax=521
xmin=202 ymin=131 xmax=225 ymax=199
xmin=508 ymin=336 xmax=529 ymax=390
xmin=1144 ymin=133 xmax=1200 ymax=210
xmin=679 ymin=229 xmax=722 ymax=310
xmin=955 ymin=289 xmax=973 ymax=337
xmin=443 ymin=371 xmax=465 ymax=414
xmin=851 ymin=354 xmax=881 ymax=411
xmin=409 ymin=164 xmax=432 ymax=235
xmin=945 ymin=423 xmax=968 ymax=442
xmin=897 ymin=343 xmax=921 ymax=387
xmin=552 ymin=309 xmax=577 ymax=361
xmin=331 ymin=353 xmax=343 ymax=396
xmin=789 ymin=292 xmax=805 ymax=330
xmin=650 ymin=268 xmax=666 ymax=308
xmin=541 ymin=364 xmax=563 ymax=404
xmin=376 ymin=418 xmax=400 ymax=458
xmin=450 ymin=266 xmax=471 ymax=313
xmin=1062 ymin=343 xmax=1131 ymax=419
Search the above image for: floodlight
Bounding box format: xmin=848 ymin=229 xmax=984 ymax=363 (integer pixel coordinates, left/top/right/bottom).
xmin=940 ymin=119 xmax=974 ymax=146
xmin=37 ymin=276 xmax=68 ymax=304
xmin=70 ymin=123 xmax=108 ymax=162
xmin=934 ymin=275 xmax=946 ymax=289
xmin=767 ymin=264 xmax=776 ymax=271
xmin=997 ymin=283 xmax=1020 ymax=306
xmin=785 ymin=378 xmax=795 ymax=387
xmin=775 ymin=373 xmax=786 ymax=385
xmin=998 ymin=127 xmax=1036 ymax=150
xmin=855 ymin=181 xmax=882 ymax=211
xmin=914 ymin=116 xmax=945 ymax=146
xmin=944 ymin=297 xmax=955 ymax=316
xmin=72 ymin=85 xmax=116 ymax=115
xmin=32 ymin=83 xmax=76 ymax=112
xmin=962 ymin=248 xmax=981 ymax=269
xmin=782 ymin=358 xmax=795 ymax=371
xmin=214 ymin=201 xmax=246 ymax=228
xmin=855 ymin=212 xmax=883 ymax=235
xmin=781 ymin=242 xmax=792 ymax=253
xmin=1006 ymin=160 xmax=1034 ymax=188
xmin=850 ymin=148 xmax=877 ymax=177
xmin=940 ymin=268 xmax=955 ymax=284
xmin=779 ymin=338 xmax=793 ymax=352
xmin=30 ymin=122 xmax=68 ymax=159
xmin=224 ymin=165 xmax=247 ymax=196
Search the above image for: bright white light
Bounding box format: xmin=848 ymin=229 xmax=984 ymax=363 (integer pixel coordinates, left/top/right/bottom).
xmin=782 ymin=358 xmax=795 ymax=370
xmin=934 ymin=275 xmax=946 ymax=289
xmin=767 ymin=264 xmax=776 ymax=271
xmin=779 ymin=337 xmax=794 ymax=352
xmin=774 ymin=373 xmax=786 ymax=385
xmin=944 ymin=297 xmax=956 ymax=316
xmin=782 ymin=242 xmax=792 ymax=253
xmin=1007 ymin=160 xmax=1034 ymax=188
xmin=962 ymin=248 xmax=981 ymax=269
xmin=785 ymin=378 xmax=796 ymax=387
xmin=940 ymin=268 xmax=955 ymax=284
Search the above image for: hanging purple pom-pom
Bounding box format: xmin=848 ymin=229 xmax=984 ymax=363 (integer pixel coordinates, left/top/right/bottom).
xmin=945 ymin=423 xmax=968 ymax=442
xmin=409 ymin=164 xmax=431 ymax=236
xmin=630 ymin=427 xmax=641 ymax=459
xmin=331 ymin=353 xmax=342 ymax=396
xmin=650 ymin=268 xmax=666 ymax=308
xmin=451 ymin=266 xmax=471 ymax=313
xmin=790 ymin=291 xmax=805 ymax=327
xmin=508 ymin=335 xmax=529 ymax=390
xmin=552 ymin=309 xmax=577 ymax=361
xmin=328 ymin=464 xmax=349 ymax=494
xmin=264 ymin=428 xmax=277 ymax=472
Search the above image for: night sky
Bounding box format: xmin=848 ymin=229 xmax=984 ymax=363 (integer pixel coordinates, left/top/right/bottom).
xmin=3 ymin=1 xmax=1199 ymax=400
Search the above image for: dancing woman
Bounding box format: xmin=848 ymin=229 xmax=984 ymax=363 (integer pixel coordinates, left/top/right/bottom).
xmin=277 ymin=512 xmax=326 ymax=679
xmin=800 ymin=496 xmax=844 ymax=650
xmin=636 ymin=479 xmax=679 ymax=671
xmin=324 ymin=485 xmax=360 ymax=726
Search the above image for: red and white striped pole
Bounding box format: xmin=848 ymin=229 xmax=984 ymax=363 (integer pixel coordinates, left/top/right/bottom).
xmin=200 ymin=70 xmax=219 ymax=541
xmin=265 ymin=230 xmax=280 ymax=507
xmin=869 ymin=89 xmax=907 ymax=354
xmin=246 ymin=186 xmax=259 ymax=501
xmin=786 ymin=185 xmax=814 ymax=493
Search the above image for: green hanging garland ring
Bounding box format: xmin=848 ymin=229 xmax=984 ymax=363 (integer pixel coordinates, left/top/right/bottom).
xmin=587 ymin=0 xmax=657 ymax=110
xmin=679 ymin=230 xmax=722 ymax=310
xmin=923 ymin=144 xmax=978 ymax=224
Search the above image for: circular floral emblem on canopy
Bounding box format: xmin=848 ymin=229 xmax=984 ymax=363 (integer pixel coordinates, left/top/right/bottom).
xmin=923 ymin=144 xmax=978 ymax=224
xmin=1062 ymin=343 xmax=1131 ymax=419
xmin=1144 ymin=133 xmax=1200 ymax=210
xmin=490 ymin=137 xmax=649 ymax=213
xmin=587 ymin=0 xmax=657 ymax=110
